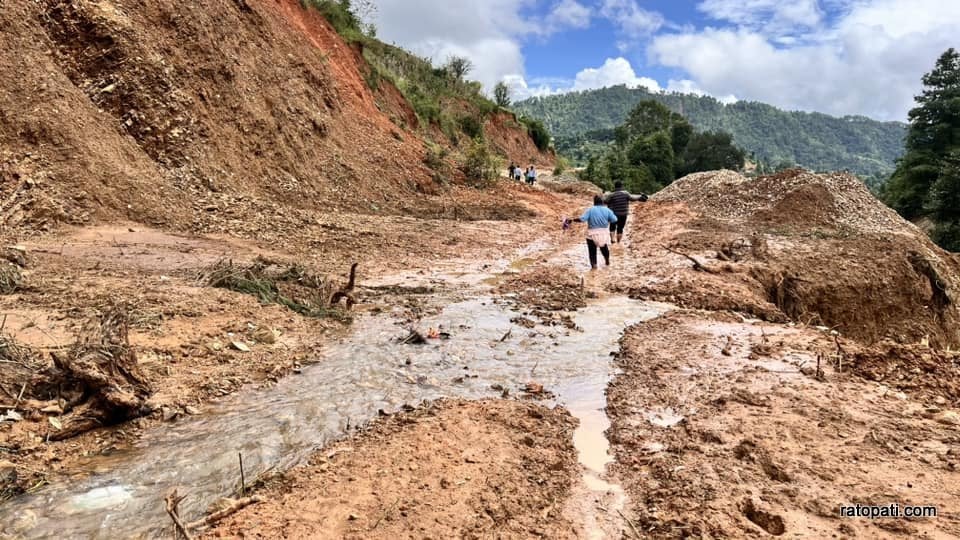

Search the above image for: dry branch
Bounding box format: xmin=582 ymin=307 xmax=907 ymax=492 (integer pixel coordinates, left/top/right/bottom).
xmin=165 ymin=489 xmax=194 ymax=540
xmin=662 ymin=245 xmax=722 ymax=274
xmin=186 ymin=495 xmax=264 ymax=530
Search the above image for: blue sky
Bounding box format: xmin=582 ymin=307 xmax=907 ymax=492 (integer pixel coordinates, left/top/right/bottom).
xmin=370 ymin=0 xmax=960 ymax=121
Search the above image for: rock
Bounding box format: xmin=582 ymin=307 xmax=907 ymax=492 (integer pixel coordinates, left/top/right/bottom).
xmin=160 ymin=407 xmax=179 ymax=422
xmin=208 ymin=341 xmax=224 ymax=352
xmin=40 ymin=404 xmax=63 ymax=415
xmin=1 ymin=410 xmax=23 ymax=422
xmin=253 ymin=327 xmax=278 ymax=344
xmin=231 ymin=341 xmax=251 ymax=352
xmin=184 ymin=406 xmax=201 ymax=416
xmin=0 ymin=460 xmax=16 ymax=482
xmin=523 ymin=382 xmax=545 ymax=395
xmin=936 ymin=411 xmax=960 ymax=426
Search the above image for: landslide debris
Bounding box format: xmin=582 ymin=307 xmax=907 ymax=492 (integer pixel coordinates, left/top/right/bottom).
xmin=646 ymin=168 xmax=960 ymax=348
xmin=0 ymin=0 xmax=551 ymax=238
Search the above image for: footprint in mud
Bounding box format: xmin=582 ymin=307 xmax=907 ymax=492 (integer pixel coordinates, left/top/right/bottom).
xmin=742 ymin=498 xmax=786 ymax=536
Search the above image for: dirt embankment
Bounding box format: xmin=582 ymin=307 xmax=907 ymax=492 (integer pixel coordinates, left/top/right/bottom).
xmin=607 ymin=312 xmax=960 ymax=539
xmin=0 ymin=0 xmax=551 ymax=238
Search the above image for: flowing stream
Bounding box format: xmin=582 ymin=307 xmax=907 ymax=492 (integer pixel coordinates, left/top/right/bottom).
xmin=1 ymin=252 xmax=670 ymax=539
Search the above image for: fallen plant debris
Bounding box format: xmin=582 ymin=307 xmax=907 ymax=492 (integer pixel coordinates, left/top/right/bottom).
xmin=0 ymin=264 xmax=22 ymax=294
xmin=198 ymin=258 xmax=354 ymax=322
xmin=48 ymin=307 xmax=153 ymax=441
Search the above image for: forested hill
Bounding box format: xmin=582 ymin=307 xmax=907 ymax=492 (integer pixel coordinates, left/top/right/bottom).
xmin=514 ymin=85 xmax=907 ymax=179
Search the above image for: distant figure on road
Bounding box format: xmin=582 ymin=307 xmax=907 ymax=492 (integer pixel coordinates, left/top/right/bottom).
xmin=566 ymin=195 xmax=618 ymax=270
xmin=526 ymin=165 xmax=537 ymax=186
xmin=513 ymin=165 xmax=523 ymax=181
xmin=603 ymin=181 xmax=648 ymax=244
xmin=508 ymin=162 xmax=517 ymax=180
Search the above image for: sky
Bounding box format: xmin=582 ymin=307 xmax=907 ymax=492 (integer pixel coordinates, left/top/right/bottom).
xmin=365 ymin=0 xmax=960 ymax=121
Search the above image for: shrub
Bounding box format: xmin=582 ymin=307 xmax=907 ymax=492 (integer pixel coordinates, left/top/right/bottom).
xmin=520 ymin=117 xmax=551 ymax=152
xmin=462 ymin=139 xmax=501 ymax=187
xmin=458 ymin=115 xmax=483 ymax=139
xmin=301 ymin=0 xmax=364 ymax=42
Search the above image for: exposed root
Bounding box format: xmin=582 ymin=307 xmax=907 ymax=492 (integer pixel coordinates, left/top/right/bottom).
xmin=48 ymin=307 xmax=152 ymax=440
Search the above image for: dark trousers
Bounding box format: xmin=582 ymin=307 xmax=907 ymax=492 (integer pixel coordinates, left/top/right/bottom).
xmin=609 ymin=213 xmax=628 ymax=235
xmin=586 ymin=239 xmax=610 ymax=267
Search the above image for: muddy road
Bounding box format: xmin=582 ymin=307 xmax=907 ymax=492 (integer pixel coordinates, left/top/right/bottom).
xmin=3 ymin=171 xmax=960 ymax=539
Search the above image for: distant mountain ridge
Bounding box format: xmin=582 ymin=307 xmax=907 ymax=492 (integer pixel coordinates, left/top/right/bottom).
xmin=514 ymin=85 xmax=906 ymax=182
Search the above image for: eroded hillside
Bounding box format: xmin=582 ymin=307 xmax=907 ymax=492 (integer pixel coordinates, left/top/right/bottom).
xmin=0 ymin=0 xmax=551 ymax=238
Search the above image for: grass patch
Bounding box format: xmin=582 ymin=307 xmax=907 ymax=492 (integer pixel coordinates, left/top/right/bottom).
xmin=0 ymin=264 xmax=22 ymax=294
xmin=199 ymin=259 xmax=352 ymax=322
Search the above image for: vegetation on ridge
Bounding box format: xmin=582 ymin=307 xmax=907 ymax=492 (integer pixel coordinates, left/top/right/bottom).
xmin=514 ymin=85 xmax=906 ymax=188
xmin=301 ymin=0 xmax=551 ymax=174
xmin=884 ymin=48 xmax=960 ymax=250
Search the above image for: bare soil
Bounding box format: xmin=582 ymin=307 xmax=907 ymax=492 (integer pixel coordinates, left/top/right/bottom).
xmin=202 ymin=399 xmax=580 ymax=539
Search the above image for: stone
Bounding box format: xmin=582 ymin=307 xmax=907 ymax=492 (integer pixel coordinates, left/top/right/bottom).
xmin=936 ymin=411 xmax=960 ymax=426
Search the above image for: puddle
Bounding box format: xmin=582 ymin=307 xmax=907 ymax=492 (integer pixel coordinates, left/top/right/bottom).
xmin=1 ymin=267 xmax=669 ymax=539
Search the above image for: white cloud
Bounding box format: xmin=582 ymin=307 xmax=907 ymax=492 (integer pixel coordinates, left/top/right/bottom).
xmin=666 ymin=79 xmax=739 ymax=103
xmin=368 ymin=0 xmax=592 ymax=91
xmin=599 ymin=0 xmax=665 ymax=37
xmin=506 ymin=57 xmax=662 ymax=100
xmin=698 ymin=0 xmax=823 ymax=30
xmin=572 ymin=57 xmax=661 ymax=92
xmin=544 ymin=0 xmax=592 ymax=33
xmin=502 ymin=74 xmax=564 ymax=100
xmin=649 ymin=0 xmax=960 ymax=120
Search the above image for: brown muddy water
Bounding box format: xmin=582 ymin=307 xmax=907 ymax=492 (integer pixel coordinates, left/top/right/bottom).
xmin=1 ymin=253 xmax=671 ymax=539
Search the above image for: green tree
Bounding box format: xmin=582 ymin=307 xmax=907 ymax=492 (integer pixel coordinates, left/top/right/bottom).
xmin=623 ymin=100 xmax=686 ymax=139
xmin=885 ymin=48 xmax=960 ymax=224
xmin=678 ymin=131 xmax=746 ymax=176
xmin=494 ymin=82 xmax=511 ymax=108
xmin=627 ymin=131 xmax=675 ymax=186
xmin=929 ymin=152 xmax=960 ymax=250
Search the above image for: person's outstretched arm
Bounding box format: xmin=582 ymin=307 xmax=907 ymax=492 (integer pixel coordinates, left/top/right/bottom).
xmin=629 ymin=192 xmax=649 ymax=202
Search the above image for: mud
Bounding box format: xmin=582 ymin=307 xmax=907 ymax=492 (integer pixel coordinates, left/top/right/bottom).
xmin=607 ymin=311 xmax=960 ymax=538
xmin=203 ymin=399 xmax=580 ymax=539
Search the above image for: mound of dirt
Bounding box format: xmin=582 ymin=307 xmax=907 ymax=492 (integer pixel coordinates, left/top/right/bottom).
xmin=656 ymin=168 xmax=909 ymax=234
xmin=645 ymin=169 xmax=960 ymax=348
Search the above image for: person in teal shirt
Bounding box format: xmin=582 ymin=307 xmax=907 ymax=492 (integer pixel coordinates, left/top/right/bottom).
xmin=566 ymin=195 xmax=618 ymax=269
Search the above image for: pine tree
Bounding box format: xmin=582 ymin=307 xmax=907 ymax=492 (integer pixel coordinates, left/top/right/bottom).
xmin=885 ymin=48 xmax=960 ymax=226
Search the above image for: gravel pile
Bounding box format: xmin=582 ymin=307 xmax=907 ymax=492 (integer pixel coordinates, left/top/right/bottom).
xmin=655 ymin=169 xmax=912 ymax=235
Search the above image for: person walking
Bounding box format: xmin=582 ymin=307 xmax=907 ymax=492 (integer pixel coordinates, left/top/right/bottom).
xmin=526 ymin=165 xmax=537 ymax=186
xmin=603 ymin=181 xmax=648 ymax=244
xmin=566 ymin=195 xmax=618 ymax=270
xmin=508 ymin=162 xmax=516 ymax=180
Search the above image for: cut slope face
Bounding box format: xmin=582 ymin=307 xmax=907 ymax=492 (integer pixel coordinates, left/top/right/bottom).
xmin=652 ymin=169 xmax=960 ymax=347
xmin=0 ymin=0 xmax=550 ymax=235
